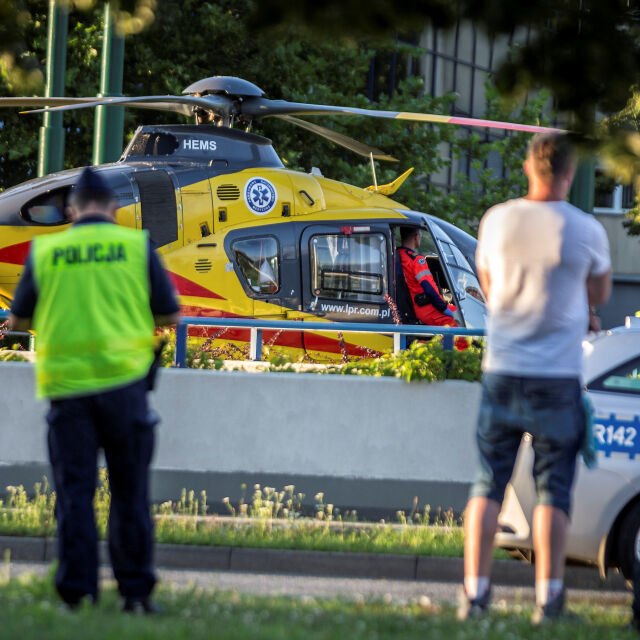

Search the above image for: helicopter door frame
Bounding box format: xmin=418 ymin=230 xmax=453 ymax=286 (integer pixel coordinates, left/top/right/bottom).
xmin=299 ymin=223 xmax=394 ymax=324
xmin=224 ymin=222 xmax=301 ymax=318
xmin=417 ymin=219 xmax=464 ymax=326
xmin=423 ymin=219 xmax=487 ymax=329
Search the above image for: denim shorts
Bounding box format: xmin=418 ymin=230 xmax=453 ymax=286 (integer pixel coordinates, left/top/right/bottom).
xmin=470 ymin=373 xmax=584 ymax=516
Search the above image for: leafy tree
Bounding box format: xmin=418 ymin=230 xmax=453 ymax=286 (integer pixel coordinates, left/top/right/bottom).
xmin=599 ymin=92 xmax=640 ymax=236
xmin=0 ymin=0 xmax=103 ymax=186
xmin=250 ymin=0 xmax=640 ymax=137
xmin=0 ymin=0 xmax=155 ymax=91
xmin=0 ymin=0 xmax=547 ymax=233
xmin=247 ymin=0 xmax=640 ymax=240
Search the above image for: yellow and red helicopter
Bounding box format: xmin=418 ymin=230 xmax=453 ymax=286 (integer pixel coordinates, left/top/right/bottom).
xmin=0 ymin=76 xmax=558 ymax=360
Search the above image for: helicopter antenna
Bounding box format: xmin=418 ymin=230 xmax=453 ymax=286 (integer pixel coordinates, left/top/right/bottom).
xmin=369 ymin=152 xmax=378 ymax=191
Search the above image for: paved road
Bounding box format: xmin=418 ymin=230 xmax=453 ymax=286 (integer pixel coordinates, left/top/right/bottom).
xmin=6 ymin=561 xmax=631 ymax=608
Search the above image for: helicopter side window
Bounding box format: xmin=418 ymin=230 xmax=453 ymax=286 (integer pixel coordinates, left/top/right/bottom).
xmin=20 ymin=187 xmax=71 ymax=226
xmin=232 ymin=237 xmax=280 ymax=295
xmin=310 ymin=233 xmax=387 ymax=302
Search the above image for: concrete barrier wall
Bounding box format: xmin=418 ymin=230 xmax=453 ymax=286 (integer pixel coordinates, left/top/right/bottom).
xmin=0 ymin=363 xmax=481 ymax=516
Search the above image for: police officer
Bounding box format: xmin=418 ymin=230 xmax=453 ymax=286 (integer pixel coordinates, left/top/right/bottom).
xmin=397 ymin=226 xmax=459 ymax=327
xmin=8 ymin=167 xmax=179 ymax=612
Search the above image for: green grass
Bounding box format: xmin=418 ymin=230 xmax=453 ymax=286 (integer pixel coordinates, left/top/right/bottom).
xmin=0 ymin=473 xmax=512 ymax=559
xmin=0 ymin=571 xmax=633 ymax=640
xmin=153 ymin=515 xmax=470 ymax=557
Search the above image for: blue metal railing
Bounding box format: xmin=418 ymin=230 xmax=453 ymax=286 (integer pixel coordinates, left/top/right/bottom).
xmin=173 ymin=316 xmax=485 ymax=367
xmin=0 ymin=309 xmax=36 ymax=350
xmin=0 ymin=309 xmax=486 ymax=367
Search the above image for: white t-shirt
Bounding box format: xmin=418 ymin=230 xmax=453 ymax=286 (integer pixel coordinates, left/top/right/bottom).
xmin=476 ymin=198 xmax=611 ymax=377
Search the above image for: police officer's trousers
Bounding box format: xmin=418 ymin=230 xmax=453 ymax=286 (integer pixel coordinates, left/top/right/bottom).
xmin=46 ymin=378 xmax=156 ymax=604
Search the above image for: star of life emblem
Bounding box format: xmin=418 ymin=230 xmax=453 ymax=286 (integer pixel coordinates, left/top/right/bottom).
xmin=244 ymin=177 xmax=278 ymax=215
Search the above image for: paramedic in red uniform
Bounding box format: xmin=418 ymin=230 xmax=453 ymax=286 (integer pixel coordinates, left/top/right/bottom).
xmin=397 ymin=226 xmax=458 ymax=327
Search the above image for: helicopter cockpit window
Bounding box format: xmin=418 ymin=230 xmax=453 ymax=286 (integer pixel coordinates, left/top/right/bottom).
xmin=128 ymin=132 xmax=180 ymax=157
xmin=232 ymin=237 xmax=280 ymax=295
xmin=310 ymin=233 xmax=387 ymax=302
xmin=438 ymin=239 xmax=485 ymax=303
xmin=21 ymin=187 xmax=71 ymax=226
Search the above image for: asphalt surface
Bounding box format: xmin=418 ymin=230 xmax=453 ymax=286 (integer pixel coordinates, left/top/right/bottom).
xmin=1 ymin=535 xmax=629 ymax=592
xmin=6 ymin=561 xmax=632 ymax=608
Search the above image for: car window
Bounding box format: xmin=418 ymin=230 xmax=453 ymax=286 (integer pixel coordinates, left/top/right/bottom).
xmin=232 ymin=237 xmax=280 ymax=295
xmin=310 ymin=233 xmax=387 ymax=302
xmin=590 ymin=356 xmax=640 ymax=395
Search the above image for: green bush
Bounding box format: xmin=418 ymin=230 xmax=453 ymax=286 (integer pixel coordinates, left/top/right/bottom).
xmin=0 ymin=347 xmax=29 ymax=362
xmin=157 ymin=327 xmax=483 ymax=383
xmin=338 ymin=338 xmax=482 ymax=382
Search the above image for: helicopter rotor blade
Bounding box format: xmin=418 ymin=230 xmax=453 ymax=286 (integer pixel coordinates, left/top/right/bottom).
xmin=1 ymin=76 xmax=564 ymax=137
xmin=14 ymin=94 xmax=233 ymax=119
xmin=0 ymin=97 xmax=100 ymax=107
xmin=275 ymin=115 xmax=398 ymax=162
xmin=243 ymin=98 xmax=565 ymax=135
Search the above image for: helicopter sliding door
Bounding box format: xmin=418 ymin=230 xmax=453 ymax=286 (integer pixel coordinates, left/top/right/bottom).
xmin=300 ymin=224 xmax=394 ymax=361
xmin=224 ymin=223 xmax=304 ymax=356
xmin=133 ymin=169 xmax=181 ymax=251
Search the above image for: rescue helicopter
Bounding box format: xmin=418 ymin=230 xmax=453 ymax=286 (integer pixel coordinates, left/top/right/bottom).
xmin=0 ymin=76 xmax=559 ymax=360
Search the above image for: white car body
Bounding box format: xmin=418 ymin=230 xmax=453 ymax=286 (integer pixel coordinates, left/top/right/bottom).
xmin=496 ymin=318 xmax=640 ymax=577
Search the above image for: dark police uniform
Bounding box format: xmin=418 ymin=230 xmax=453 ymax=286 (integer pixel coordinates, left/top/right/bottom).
xmin=10 ymin=169 xmax=179 ymax=606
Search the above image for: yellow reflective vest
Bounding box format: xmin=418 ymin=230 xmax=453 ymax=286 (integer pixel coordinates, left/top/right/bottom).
xmin=32 ymin=223 xmax=155 ymax=399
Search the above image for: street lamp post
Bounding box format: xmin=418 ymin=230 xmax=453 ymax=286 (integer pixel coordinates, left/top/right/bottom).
xmin=93 ymin=1 xmax=125 ymax=165
xmin=37 ymin=0 xmax=69 ymax=177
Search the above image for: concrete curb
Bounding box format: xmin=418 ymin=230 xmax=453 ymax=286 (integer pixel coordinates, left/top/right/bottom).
xmin=0 ymin=535 xmax=628 ymax=591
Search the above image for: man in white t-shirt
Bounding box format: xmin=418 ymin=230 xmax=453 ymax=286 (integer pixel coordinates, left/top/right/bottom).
xmin=458 ymin=133 xmax=611 ymax=623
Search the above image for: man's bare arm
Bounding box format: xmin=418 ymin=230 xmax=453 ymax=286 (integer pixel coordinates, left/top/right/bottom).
xmin=7 ymin=313 xmax=32 ymax=331
xmin=477 ymin=266 xmax=491 ymax=303
xmin=587 ymin=268 xmax=612 ymax=307
xmin=154 ymin=313 xmax=180 ymax=327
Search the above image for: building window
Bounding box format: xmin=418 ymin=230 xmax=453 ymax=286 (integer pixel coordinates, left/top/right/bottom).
xmin=232 ymin=237 xmax=279 ymax=295
xmin=310 ymin=233 xmax=387 ymax=302
xmin=594 ymin=169 xmax=636 ymax=214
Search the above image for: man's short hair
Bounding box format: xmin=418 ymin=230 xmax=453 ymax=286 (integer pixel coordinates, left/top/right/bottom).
xmin=68 ymin=166 xmax=116 ymax=211
xmin=527 ymin=133 xmax=576 ymax=184
xmin=400 ymin=226 xmax=419 ymax=244
xmin=68 ymin=189 xmax=115 ymax=211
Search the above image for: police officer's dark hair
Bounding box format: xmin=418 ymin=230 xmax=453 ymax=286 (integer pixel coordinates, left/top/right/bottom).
xmin=400 ymin=226 xmax=419 ymax=244
xmin=527 ymin=133 xmax=576 ymax=184
xmin=68 ymin=167 xmax=116 ymax=211
xmin=68 ymin=188 xmax=115 ymax=211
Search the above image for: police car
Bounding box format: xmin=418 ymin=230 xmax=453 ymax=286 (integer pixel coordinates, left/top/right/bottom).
xmin=496 ymin=317 xmax=640 ymax=578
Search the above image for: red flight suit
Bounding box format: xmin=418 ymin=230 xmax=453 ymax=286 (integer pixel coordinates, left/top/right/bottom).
xmin=397 ymin=246 xmax=458 ymax=327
